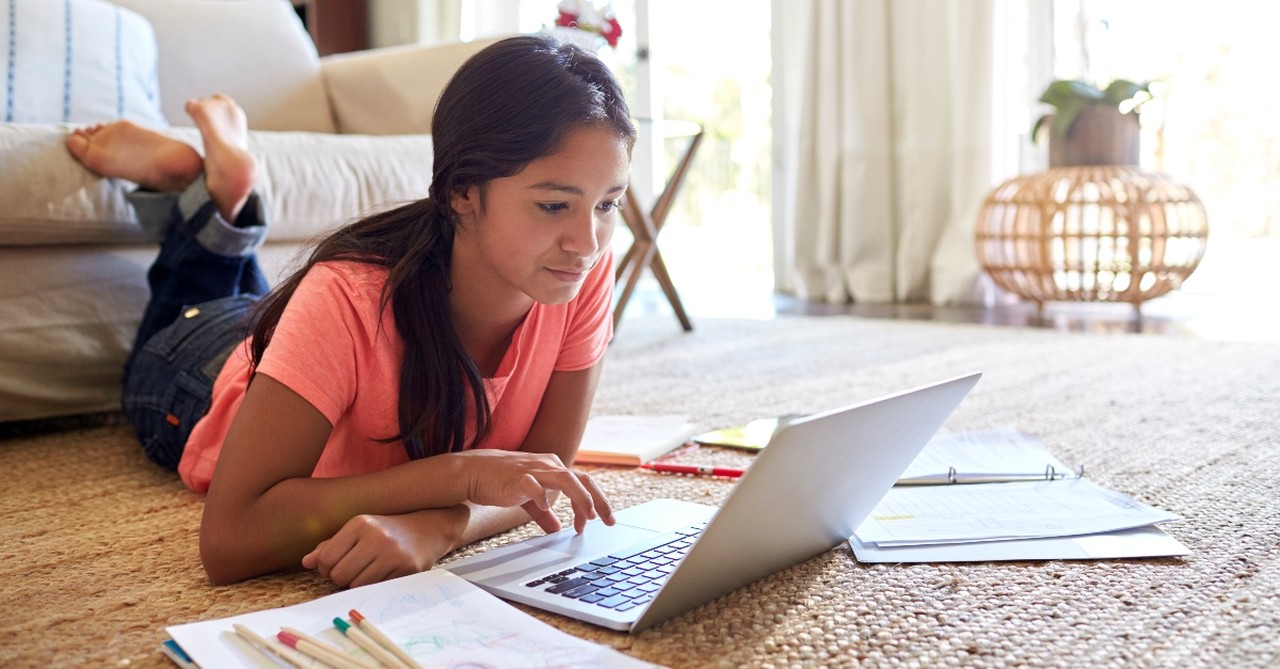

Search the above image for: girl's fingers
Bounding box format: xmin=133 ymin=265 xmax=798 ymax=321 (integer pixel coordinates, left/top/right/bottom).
xmin=347 ymin=559 xmax=396 ymax=589
xmin=326 ymin=543 xmax=377 ymax=588
xmin=523 ymin=499 xmax=563 ymax=533
xmin=515 ymin=474 xmax=551 ymax=511
xmin=465 ymin=452 xmax=614 ymax=532
xmin=527 ymin=465 xmax=612 ymax=533
xmin=578 ymin=472 xmax=615 ymax=525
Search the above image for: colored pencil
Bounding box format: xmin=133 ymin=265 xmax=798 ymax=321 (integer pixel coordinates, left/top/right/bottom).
xmin=277 ymin=629 xmax=376 ymax=669
xmin=231 ymin=623 xmax=310 ymax=669
xmin=642 ymin=462 xmax=746 ymax=478
xmin=349 ymin=609 xmax=424 ymax=669
xmin=334 ymin=617 xmax=412 ymax=669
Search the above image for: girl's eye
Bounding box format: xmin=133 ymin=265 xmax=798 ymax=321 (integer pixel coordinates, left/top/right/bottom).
xmin=598 ymin=200 xmax=621 ymax=213
xmin=537 ymin=202 xmax=568 ymax=214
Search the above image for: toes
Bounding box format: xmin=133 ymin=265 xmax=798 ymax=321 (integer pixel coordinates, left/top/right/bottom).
xmin=65 ymin=133 xmax=90 ymax=161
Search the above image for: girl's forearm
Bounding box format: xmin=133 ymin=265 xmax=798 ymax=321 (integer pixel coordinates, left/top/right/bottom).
xmin=452 ymin=502 xmax=548 ymax=552
xmin=201 ymin=454 xmax=474 ymax=584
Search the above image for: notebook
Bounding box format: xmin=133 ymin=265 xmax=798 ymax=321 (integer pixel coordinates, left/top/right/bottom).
xmin=574 ymin=414 xmax=698 ymax=466
xmin=690 ymin=415 xmax=802 ymax=452
xmin=443 ymin=372 xmax=982 ymax=632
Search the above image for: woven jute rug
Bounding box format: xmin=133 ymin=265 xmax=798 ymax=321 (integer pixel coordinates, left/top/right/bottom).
xmin=2 ymin=315 xmax=1278 ymax=668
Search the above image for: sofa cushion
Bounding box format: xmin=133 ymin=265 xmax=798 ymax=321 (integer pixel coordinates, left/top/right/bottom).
xmin=106 ymin=0 xmax=336 ymax=133
xmin=322 ymin=38 xmax=505 ymax=135
xmin=0 ymin=123 xmax=433 ymax=246
xmin=0 ymin=242 xmax=307 ymax=422
xmin=0 ymin=0 xmax=166 ymax=126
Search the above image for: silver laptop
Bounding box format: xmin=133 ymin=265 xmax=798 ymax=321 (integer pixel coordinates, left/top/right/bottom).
xmin=443 ymin=372 xmax=981 ymax=632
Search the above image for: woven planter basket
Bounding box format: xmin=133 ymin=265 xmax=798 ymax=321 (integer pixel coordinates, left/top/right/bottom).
xmin=975 ymin=166 xmax=1208 ymax=310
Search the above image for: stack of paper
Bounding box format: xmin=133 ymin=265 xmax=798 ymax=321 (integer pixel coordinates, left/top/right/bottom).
xmin=850 ymin=428 xmax=1190 ymax=563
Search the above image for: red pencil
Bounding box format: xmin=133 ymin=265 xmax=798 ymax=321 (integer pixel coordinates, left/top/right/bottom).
xmin=277 ymin=629 xmax=376 ymax=669
xmin=642 ymin=462 xmax=746 ymax=478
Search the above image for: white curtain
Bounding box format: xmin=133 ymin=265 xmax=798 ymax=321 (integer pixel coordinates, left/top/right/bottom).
xmin=772 ymin=0 xmax=997 ymax=305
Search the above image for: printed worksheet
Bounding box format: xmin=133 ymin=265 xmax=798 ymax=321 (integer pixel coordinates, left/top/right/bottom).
xmin=856 ymin=477 xmax=1180 ymax=546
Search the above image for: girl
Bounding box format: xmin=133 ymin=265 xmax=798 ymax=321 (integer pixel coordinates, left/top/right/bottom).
xmin=66 ymin=35 xmax=632 ymax=587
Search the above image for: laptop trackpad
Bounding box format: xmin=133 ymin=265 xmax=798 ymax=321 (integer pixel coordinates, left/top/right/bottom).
xmin=539 ymin=522 xmax=658 ymax=557
xmin=445 ymin=522 xmax=660 ymax=582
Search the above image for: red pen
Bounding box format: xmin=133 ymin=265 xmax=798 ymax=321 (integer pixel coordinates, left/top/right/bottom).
xmin=642 ymin=462 xmax=746 ymax=478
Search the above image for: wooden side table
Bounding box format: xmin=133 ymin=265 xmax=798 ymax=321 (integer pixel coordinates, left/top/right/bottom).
xmin=613 ymin=121 xmax=705 ymax=332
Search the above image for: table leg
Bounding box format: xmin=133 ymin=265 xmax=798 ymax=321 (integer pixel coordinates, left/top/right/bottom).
xmin=612 ymin=127 xmax=704 ymax=333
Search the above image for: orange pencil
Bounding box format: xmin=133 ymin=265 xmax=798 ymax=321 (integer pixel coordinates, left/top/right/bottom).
xmin=334 ymin=617 xmax=411 ymax=669
xmin=349 ymin=609 xmax=423 ymax=669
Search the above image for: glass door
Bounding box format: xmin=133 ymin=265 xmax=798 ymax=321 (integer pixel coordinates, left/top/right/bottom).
xmin=1048 ymin=0 xmax=1280 ymax=336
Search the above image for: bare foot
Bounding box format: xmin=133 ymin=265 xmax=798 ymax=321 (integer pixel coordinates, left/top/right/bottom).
xmin=65 ymin=121 xmax=202 ymax=192
xmin=185 ymin=95 xmax=258 ymax=223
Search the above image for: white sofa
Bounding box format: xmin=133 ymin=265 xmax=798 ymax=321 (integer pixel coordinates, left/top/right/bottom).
xmin=0 ymin=0 xmax=501 ymax=422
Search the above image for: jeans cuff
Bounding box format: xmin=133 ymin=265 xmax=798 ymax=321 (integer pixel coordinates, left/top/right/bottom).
xmin=179 ymin=176 xmax=269 ymax=258
xmin=125 ymin=190 xmax=181 ymax=242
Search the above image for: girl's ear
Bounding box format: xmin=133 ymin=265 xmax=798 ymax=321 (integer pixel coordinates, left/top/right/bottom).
xmin=451 ymin=185 xmax=479 ymax=218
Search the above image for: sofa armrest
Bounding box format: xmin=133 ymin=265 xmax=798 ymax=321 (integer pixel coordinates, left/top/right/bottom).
xmin=320 ymin=37 xmax=508 ymax=136
xmin=0 ymin=122 xmax=433 ymax=246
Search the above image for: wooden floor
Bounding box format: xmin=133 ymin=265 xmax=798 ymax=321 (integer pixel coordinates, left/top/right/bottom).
xmin=621 ymin=277 xmax=1280 ymax=344
xmin=618 ymin=229 xmax=1279 ymax=343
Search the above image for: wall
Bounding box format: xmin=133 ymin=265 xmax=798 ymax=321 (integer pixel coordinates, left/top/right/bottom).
xmin=369 ymin=0 xmax=462 ymax=48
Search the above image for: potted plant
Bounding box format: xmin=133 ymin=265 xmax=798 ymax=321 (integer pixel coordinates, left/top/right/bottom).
xmin=1032 ymin=79 xmax=1152 ymax=167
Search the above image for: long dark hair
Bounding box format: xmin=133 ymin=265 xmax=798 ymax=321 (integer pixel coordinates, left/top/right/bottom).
xmin=249 ymin=34 xmax=635 ymax=459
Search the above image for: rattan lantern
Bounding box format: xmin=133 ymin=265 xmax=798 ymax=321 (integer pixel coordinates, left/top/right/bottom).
xmin=975 ymin=166 xmax=1208 ymax=311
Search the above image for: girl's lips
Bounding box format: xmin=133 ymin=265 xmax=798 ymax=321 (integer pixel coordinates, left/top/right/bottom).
xmin=547 ymin=268 xmax=586 ymax=283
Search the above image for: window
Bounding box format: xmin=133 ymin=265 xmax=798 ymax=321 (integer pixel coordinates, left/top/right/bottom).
xmin=510 ymin=0 xmax=776 ymax=316
xmin=1048 ymin=1 xmax=1280 ymax=306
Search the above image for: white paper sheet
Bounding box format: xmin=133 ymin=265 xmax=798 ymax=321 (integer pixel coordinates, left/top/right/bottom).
xmin=855 ymin=478 xmax=1181 ymax=546
xmin=898 ymin=427 xmax=1073 ymax=483
xmin=166 ymin=570 xmax=658 ymax=669
xmin=849 ymin=524 xmax=1190 ymax=563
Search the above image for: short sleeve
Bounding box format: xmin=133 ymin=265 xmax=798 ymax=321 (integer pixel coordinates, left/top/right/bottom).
xmin=554 ymin=249 xmax=615 ymax=372
xmin=256 ymin=263 xmax=391 ymax=424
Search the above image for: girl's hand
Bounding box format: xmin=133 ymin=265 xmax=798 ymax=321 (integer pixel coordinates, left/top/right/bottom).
xmin=452 ymin=450 xmax=614 ymax=534
xmin=301 ymin=506 xmax=469 ymax=588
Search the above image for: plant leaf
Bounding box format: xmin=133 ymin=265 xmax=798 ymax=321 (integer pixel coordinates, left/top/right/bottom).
xmin=1102 ymin=79 xmax=1150 ymax=105
xmin=1031 ymin=114 xmax=1052 ymax=142
xmin=1038 ymin=79 xmax=1104 ymax=108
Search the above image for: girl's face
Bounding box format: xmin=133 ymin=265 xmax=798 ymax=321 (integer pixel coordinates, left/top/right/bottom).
xmin=451 ymin=124 xmax=631 ymax=307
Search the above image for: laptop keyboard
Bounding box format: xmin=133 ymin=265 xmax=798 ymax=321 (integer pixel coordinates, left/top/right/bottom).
xmin=523 ymin=523 xmax=705 ymax=612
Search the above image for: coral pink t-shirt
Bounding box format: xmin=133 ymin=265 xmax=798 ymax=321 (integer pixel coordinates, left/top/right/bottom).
xmin=178 ymin=252 xmax=614 ymax=493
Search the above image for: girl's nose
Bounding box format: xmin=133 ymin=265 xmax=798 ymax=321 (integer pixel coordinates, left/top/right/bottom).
xmin=563 ymin=210 xmax=600 ymax=258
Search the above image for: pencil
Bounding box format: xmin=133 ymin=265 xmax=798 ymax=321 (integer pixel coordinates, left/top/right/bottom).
xmin=334 ymin=617 xmax=412 ymax=669
xmin=280 ymin=626 xmax=381 ymax=669
xmin=349 ymin=609 xmax=424 ymax=669
xmin=231 ymin=623 xmax=311 ymax=669
xmin=642 ymin=462 xmax=746 ymax=478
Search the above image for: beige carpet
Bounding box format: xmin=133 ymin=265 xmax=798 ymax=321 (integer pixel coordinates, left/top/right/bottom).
xmin=3 ymin=315 xmax=1279 ymax=668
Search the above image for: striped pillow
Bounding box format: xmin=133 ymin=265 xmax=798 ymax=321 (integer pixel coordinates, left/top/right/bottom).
xmin=1 ymin=0 xmax=166 ymax=126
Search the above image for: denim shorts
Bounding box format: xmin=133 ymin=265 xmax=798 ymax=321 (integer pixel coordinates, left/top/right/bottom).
xmin=121 ymin=294 xmax=260 ymax=470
